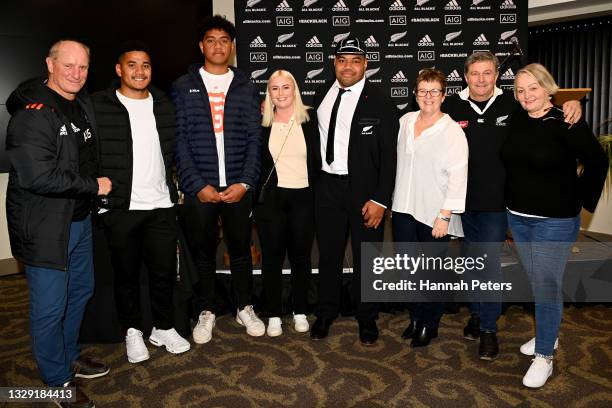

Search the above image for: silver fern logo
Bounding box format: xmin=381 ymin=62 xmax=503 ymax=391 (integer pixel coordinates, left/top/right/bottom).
xmin=306 ymin=68 xmax=324 ymax=79
xmin=500 ymin=29 xmax=518 ymax=41
xmin=277 ymin=32 xmax=295 ymax=44
xmin=247 ymin=0 xmax=262 ymax=7
xmin=444 ymin=31 xmax=462 ymax=42
xmin=390 ymin=31 xmax=407 ymax=43
xmin=250 ymin=68 xmax=268 ymax=79
xmin=304 ymin=0 xmax=319 ymax=6
xmin=365 ymin=67 xmax=380 ymax=78
xmin=332 ymin=32 xmax=351 ymax=45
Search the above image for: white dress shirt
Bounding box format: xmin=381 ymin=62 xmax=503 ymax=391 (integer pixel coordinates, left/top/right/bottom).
xmin=317 ymin=77 xmax=365 ymax=175
xmin=392 ymin=111 xmax=468 ymax=237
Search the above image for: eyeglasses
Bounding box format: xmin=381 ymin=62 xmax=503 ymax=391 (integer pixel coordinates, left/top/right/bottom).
xmin=203 ymin=37 xmax=232 ymax=47
xmin=414 ymin=89 xmax=444 ymax=97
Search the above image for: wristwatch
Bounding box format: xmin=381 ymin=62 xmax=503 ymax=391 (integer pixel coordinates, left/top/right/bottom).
xmin=240 ymin=182 xmax=251 ymax=191
xmin=437 ymin=213 xmax=451 ymax=222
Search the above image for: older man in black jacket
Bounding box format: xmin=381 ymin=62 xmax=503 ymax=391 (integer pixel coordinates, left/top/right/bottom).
xmin=6 ymin=39 xmax=111 ymax=408
xmin=92 ymin=41 xmax=190 ymax=364
xmin=310 ymin=37 xmax=398 ymax=345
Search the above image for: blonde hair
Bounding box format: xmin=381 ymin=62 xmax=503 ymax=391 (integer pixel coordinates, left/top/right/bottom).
xmin=514 ymin=63 xmax=559 ymax=99
xmin=262 ymin=70 xmax=310 ymax=127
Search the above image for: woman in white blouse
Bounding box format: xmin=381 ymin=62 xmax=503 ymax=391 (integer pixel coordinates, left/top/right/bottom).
xmin=392 ymin=68 xmax=468 ymax=347
xmin=254 ymin=70 xmax=317 ymax=337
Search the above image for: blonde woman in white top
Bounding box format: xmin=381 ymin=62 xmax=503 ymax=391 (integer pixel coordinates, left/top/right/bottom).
xmin=392 ymin=68 xmax=468 ymax=347
xmin=254 ymin=70 xmax=317 ymax=337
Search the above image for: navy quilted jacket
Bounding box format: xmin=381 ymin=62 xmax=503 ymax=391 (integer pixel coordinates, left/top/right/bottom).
xmin=171 ymin=64 xmax=262 ymax=196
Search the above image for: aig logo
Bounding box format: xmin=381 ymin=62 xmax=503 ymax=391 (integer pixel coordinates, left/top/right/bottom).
xmin=445 ymin=15 xmax=461 ymax=25
xmin=500 ymin=14 xmax=517 ymax=23
xmin=366 ymin=52 xmax=380 ymax=62
xmin=391 ymin=87 xmax=409 ymax=97
xmin=333 ymin=16 xmax=350 ymax=26
xmin=306 ymin=52 xmax=324 ymax=62
xmin=446 ymin=86 xmax=462 ymax=95
xmin=250 ymin=52 xmax=267 ymax=62
xmin=389 ymin=15 xmax=407 ymax=25
xmin=418 ymin=50 xmax=435 ymax=61
xmin=276 ymin=16 xmax=294 ymax=26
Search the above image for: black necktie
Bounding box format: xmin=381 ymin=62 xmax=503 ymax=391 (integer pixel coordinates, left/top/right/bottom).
xmin=326 ymin=88 xmax=348 ymax=165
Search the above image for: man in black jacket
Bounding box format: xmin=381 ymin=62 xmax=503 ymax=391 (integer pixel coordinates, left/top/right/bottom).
xmin=6 ymin=40 xmax=111 ymax=408
xmin=310 ymin=37 xmax=398 ymax=345
xmin=92 ymin=41 xmax=190 ymax=364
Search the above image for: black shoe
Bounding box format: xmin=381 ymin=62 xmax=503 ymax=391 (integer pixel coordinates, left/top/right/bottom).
xmin=410 ymin=322 xmax=438 ymax=347
xmin=310 ymin=317 xmax=333 ymax=340
xmin=358 ymin=319 xmax=379 ymax=346
xmin=54 ymin=381 xmax=95 ymax=408
xmin=401 ymin=320 xmax=418 ymax=340
xmin=463 ymin=314 xmax=480 ymax=341
xmin=479 ymin=331 xmax=499 ymax=360
xmin=71 ymin=356 xmax=110 ymax=379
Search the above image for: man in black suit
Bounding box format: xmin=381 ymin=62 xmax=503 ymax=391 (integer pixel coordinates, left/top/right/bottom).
xmin=310 ymin=37 xmax=398 ymax=345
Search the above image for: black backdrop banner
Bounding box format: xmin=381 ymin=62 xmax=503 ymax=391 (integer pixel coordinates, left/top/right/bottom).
xmin=234 ymin=0 xmax=527 ymax=109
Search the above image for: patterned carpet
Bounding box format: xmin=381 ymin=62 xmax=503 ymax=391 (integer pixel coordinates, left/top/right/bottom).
xmin=1 ymin=274 xmax=611 ymax=408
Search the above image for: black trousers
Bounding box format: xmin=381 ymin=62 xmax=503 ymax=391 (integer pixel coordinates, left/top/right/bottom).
xmin=102 ymin=207 xmax=178 ymax=332
xmin=314 ymin=173 xmax=382 ymax=321
xmin=182 ymin=193 xmax=253 ymax=314
xmin=392 ymin=212 xmax=448 ymax=329
xmin=254 ymin=186 xmax=314 ymax=317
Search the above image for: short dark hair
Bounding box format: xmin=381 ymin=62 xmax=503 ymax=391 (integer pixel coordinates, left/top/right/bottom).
xmin=197 ymin=15 xmax=236 ymax=41
xmin=117 ymin=40 xmax=152 ymax=63
xmin=414 ymin=68 xmax=447 ymax=93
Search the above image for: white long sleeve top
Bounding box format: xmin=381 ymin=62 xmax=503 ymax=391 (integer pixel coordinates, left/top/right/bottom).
xmin=392 ymin=111 xmax=469 ymax=237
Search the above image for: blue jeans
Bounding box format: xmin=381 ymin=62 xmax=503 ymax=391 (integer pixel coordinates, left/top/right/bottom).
xmin=462 ymin=210 xmax=507 ymax=332
xmin=507 ymin=211 xmax=580 ymax=358
xmin=25 ymin=216 xmax=94 ymax=386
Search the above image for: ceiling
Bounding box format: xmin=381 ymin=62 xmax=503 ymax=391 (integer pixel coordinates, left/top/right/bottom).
xmin=529 ymin=0 xmax=612 ymax=25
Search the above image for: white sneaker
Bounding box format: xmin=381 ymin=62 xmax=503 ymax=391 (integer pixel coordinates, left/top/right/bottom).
xmin=149 ymin=327 xmax=191 ymax=354
xmin=520 ymin=337 xmax=559 ymax=356
xmin=236 ymin=305 xmax=265 ymax=336
xmin=523 ymin=357 xmax=553 ymax=388
xmin=267 ymin=317 xmax=283 ymax=337
xmin=126 ymin=328 xmax=150 ymax=363
xmin=293 ymin=314 xmax=309 ymax=333
xmin=193 ymin=311 xmax=216 ymax=344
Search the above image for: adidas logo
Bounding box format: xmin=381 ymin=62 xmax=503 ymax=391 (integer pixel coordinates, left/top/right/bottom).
xmin=306 ymin=35 xmax=323 ymax=48
xmin=306 ymin=67 xmax=324 ymax=79
xmin=332 ymin=32 xmax=351 ymax=45
xmin=250 ymin=36 xmax=266 ymax=48
xmin=250 ymin=68 xmax=268 ymax=79
xmin=277 ymin=32 xmax=294 ymax=44
xmin=500 ymin=29 xmax=517 ymax=41
xmin=473 ymin=34 xmax=489 ymax=45
xmin=444 ymin=0 xmax=461 ymax=10
xmin=391 ymin=70 xmax=408 ymax=83
xmin=418 ymin=34 xmax=434 ymax=47
xmin=59 ymin=125 xmax=68 ymax=136
xmin=444 ymin=30 xmax=462 ymax=42
xmin=332 ymin=0 xmax=349 ymax=11
xmin=364 ymin=35 xmax=379 ymax=47
xmin=446 ymin=69 xmax=462 ymax=81
xmin=276 ymin=0 xmax=292 ymax=11
xmin=501 ymin=68 xmax=515 ymax=80
xmin=389 ymin=0 xmax=406 ymax=11
xmin=500 ymin=0 xmax=516 ymax=9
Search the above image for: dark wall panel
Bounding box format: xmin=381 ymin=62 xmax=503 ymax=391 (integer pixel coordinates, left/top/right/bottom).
xmin=0 ymin=0 xmax=213 ymax=172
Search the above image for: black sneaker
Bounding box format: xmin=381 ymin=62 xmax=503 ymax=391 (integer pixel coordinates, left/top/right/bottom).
xmin=463 ymin=314 xmax=480 ymax=341
xmin=53 ymin=381 xmax=95 ymax=408
xmin=479 ymin=331 xmax=499 ymax=360
xmin=71 ymin=356 xmax=110 ymax=379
